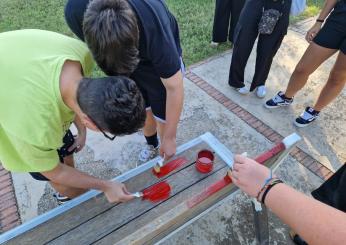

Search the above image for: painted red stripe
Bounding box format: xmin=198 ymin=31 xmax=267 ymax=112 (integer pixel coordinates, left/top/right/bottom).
xmin=153 ymin=157 xmax=188 ymax=178
xmin=187 ymin=176 xmax=232 ymax=208
xmin=255 ymin=142 xmax=286 ymax=164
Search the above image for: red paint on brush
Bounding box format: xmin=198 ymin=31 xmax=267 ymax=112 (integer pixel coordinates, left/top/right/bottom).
xmin=187 ymin=175 xmax=232 ymax=208
xmin=255 ymin=142 xmax=286 ymax=164
xmin=195 ymin=150 xmax=214 ymax=173
xmin=142 ymin=181 xmax=171 ymax=203
xmin=152 ymin=157 xmax=188 ymax=178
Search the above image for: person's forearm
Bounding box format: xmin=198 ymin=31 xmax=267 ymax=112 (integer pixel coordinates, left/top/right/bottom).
xmin=266 ymin=183 xmax=346 ymax=245
xmin=42 ymin=164 xmax=109 ymax=192
xmin=162 ymin=71 xmax=184 ymax=140
xmin=318 ymin=0 xmax=338 ymax=20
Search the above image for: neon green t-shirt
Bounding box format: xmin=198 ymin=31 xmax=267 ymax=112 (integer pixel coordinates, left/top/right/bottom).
xmin=0 ymin=29 xmax=94 ymax=172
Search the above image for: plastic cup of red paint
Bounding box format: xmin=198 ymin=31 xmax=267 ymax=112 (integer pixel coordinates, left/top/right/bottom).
xmin=196 ymin=150 xmax=214 ymax=173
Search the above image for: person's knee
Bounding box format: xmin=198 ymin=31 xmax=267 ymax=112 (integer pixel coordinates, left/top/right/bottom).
xmin=328 ymin=69 xmax=346 ymax=86
xmin=143 ymin=110 xmax=157 ymax=133
xmin=145 ymin=110 xmax=156 ymax=124
xmin=293 ymin=63 xmax=311 ymax=78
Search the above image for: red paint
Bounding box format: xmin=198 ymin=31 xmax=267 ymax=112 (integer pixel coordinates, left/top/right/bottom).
xmin=255 ymin=142 xmax=286 ymax=164
xmin=195 ymin=150 xmax=214 ymax=173
xmin=152 ymin=157 xmax=188 ymax=178
xmin=142 ymin=181 xmax=171 ymax=203
xmin=187 ymin=175 xmax=232 ymax=208
xmin=186 ymin=142 xmax=286 ymax=208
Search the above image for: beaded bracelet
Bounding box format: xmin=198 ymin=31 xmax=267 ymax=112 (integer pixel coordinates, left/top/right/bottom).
xmin=261 ymin=179 xmax=283 ymax=205
xmin=255 ymin=170 xmax=273 ymax=201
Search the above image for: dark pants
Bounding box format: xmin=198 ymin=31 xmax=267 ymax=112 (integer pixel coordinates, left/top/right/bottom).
xmin=212 ymin=0 xmax=245 ymax=43
xmin=229 ymin=0 xmax=291 ymax=91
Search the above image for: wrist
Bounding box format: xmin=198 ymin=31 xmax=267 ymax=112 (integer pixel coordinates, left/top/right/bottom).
xmin=316 ymin=19 xmax=324 ymax=24
xmin=98 ymin=180 xmax=111 ymax=192
xmin=258 ymin=179 xmax=283 ymax=205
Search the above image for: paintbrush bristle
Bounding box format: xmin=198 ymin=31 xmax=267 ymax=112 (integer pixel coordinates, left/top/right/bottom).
xmin=153 ymin=165 xmax=161 ymax=173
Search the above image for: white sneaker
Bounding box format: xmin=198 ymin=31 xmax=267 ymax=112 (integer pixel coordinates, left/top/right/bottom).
xmin=138 ymin=144 xmax=159 ymax=163
xmin=235 ymin=86 xmax=249 ymax=95
xmin=256 ymin=85 xmax=266 ymax=98
xmin=210 ymin=41 xmax=220 ymax=47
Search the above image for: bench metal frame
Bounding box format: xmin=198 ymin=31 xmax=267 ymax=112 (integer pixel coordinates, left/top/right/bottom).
xmin=0 ymin=132 xmax=300 ymax=244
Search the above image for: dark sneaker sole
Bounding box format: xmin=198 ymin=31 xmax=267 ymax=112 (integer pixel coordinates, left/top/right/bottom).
xmin=264 ymin=103 xmax=291 ymax=109
xmin=294 ymin=119 xmax=317 ymax=128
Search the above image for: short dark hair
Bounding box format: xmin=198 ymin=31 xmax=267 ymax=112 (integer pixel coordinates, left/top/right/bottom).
xmin=77 ymin=76 xmax=146 ymax=135
xmin=83 ymin=0 xmax=139 ymax=76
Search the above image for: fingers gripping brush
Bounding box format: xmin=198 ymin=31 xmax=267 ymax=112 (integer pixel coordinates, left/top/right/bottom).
xmin=132 ymin=181 xmax=171 ymax=203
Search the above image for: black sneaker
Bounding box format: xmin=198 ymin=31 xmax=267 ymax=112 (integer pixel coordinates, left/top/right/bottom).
xmin=294 ymin=107 xmax=319 ymax=127
xmin=265 ymin=91 xmax=293 ymax=108
xmin=53 ymin=192 xmax=71 ymax=205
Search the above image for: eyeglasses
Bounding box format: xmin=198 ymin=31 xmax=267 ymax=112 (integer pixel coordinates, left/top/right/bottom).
xmin=89 ymin=116 xmax=116 ymax=141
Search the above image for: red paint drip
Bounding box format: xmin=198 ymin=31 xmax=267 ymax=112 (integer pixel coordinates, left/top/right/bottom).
xmin=187 ymin=175 xmax=232 ymax=208
xmin=142 ymin=181 xmax=171 ymax=203
xmin=153 ymin=157 xmax=188 ymax=178
xmin=195 ymin=150 xmax=214 ymax=173
xmin=255 ymin=142 xmax=286 ymax=164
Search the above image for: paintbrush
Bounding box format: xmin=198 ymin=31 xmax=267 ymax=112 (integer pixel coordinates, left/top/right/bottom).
xmin=131 ymin=181 xmax=171 ymax=203
xmin=153 ymin=156 xmax=164 ymax=173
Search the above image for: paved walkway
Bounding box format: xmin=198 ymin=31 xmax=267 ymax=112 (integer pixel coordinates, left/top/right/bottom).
xmin=1 ymin=18 xmax=344 ymax=244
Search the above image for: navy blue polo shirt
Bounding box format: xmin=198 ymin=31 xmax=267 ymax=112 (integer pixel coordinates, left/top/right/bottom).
xmin=65 ymin=0 xmax=182 ymax=80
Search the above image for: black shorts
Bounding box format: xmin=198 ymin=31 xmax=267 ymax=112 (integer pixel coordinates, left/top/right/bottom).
xmin=132 ymin=65 xmax=166 ymax=122
xmin=311 ymin=164 xmax=346 ymax=212
xmin=132 ymin=58 xmax=185 ymax=122
xmin=29 ymin=130 xmax=75 ymax=181
xmin=313 ymin=1 xmax=346 ymax=54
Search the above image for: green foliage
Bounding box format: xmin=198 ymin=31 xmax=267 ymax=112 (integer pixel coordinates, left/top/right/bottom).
xmin=0 ymin=0 xmax=71 ymax=35
xmin=166 ymin=0 xmax=231 ymax=66
xmin=291 ymin=0 xmax=324 ymax=23
xmin=0 ymin=0 xmax=324 ymax=68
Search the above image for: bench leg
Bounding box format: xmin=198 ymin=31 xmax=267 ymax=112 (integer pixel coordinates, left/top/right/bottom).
xmin=252 ymin=199 xmax=269 ymax=245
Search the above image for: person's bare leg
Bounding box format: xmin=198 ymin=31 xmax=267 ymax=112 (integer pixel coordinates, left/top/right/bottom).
xmin=63 ymin=154 xmax=75 ymax=168
xmin=285 ymin=42 xmax=337 ymax=98
xmin=50 ymin=155 xmax=87 ymax=198
xmin=157 ymin=121 xmax=165 ymax=144
xmin=314 ymin=52 xmax=346 ymax=111
xmin=50 ymin=182 xmax=87 ymax=198
xmin=143 ymin=109 xmax=157 ymax=137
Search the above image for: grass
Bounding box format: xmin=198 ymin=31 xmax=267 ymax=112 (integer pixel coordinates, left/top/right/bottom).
xmin=0 ymin=0 xmax=324 ymax=68
xmin=291 ymin=0 xmax=324 ymax=23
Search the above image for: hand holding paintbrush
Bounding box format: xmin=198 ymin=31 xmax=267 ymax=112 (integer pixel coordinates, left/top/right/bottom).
xmin=102 ymin=180 xmax=134 ymax=203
